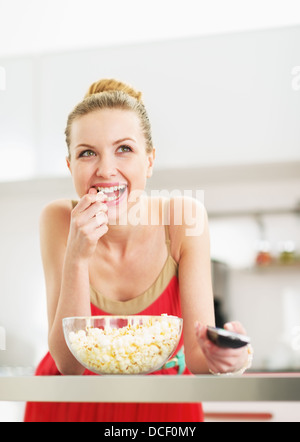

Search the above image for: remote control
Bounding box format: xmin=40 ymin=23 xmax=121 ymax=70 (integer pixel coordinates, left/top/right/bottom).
xmin=206 ymin=326 xmax=251 ymax=349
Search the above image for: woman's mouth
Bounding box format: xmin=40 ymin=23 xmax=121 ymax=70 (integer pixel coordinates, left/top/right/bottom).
xmin=94 ymin=184 xmax=127 ymax=204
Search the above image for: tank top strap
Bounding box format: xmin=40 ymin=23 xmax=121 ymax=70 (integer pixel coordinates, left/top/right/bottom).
xmin=164 ymin=224 xmax=172 ymax=256
xmin=162 ymin=198 xmax=172 ymax=256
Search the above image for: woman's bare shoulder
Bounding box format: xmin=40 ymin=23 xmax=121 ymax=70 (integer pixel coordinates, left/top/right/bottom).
xmin=40 ymin=199 xmax=73 ymax=241
xmin=40 ymin=199 xmax=73 ymax=219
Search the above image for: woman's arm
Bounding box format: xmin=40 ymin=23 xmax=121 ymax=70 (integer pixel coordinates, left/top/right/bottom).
xmin=41 ymin=191 xmax=108 ymax=375
xmin=175 ymin=197 xmax=215 ymax=373
xmin=176 ymin=197 xmax=249 ymax=374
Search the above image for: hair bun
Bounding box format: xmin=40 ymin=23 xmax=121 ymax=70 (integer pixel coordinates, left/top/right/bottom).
xmin=85 ymin=78 xmax=143 ymax=102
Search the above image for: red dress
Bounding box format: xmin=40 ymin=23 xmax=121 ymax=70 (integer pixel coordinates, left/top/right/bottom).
xmin=24 ymin=227 xmax=204 ymax=422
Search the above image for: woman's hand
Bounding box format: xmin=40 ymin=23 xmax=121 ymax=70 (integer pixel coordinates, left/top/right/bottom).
xmin=67 ymin=188 xmax=109 ymax=260
xmin=195 ymin=321 xmax=250 ymax=375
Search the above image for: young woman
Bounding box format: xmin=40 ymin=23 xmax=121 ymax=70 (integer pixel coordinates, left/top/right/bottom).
xmin=24 ymin=79 xmax=252 ymax=422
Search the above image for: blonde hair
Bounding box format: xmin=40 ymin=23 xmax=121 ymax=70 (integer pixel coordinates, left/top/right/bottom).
xmin=65 ymin=79 xmax=153 ymax=157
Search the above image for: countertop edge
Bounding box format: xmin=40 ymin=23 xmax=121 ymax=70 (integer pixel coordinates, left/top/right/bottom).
xmin=0 ymin=375 xmax=300 ymax=403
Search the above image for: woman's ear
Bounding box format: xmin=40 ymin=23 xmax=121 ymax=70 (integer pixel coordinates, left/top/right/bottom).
xmin=66 ymin=156 xmax=72 ymax=173
xmin=146 ymin=148 xmax=155 ymax=178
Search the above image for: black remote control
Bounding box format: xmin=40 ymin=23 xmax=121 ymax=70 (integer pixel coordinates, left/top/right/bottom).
xmin=206 ymin=326 xmax=251 ymax=349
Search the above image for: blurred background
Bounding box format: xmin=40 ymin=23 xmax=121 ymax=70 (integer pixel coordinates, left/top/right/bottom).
xmin=0 ymin=0 xmax=300 ymax=421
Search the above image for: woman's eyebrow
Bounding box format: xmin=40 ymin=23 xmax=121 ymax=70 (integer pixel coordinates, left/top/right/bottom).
xmin=112 ymin=137 xmax=137 ymax=145
xmin=75 ymin=143 xmax=96 ymax=150
xmin=75 ymin=139 xmax=136 ymax=150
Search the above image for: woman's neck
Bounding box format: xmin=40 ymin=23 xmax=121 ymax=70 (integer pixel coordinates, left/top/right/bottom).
xmin=97 ymin=196 xmax=163 ymax=256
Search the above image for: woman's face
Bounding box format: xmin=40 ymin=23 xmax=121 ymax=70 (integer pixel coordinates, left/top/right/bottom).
xmin=67 ymin=108 xmax=155 ymax=222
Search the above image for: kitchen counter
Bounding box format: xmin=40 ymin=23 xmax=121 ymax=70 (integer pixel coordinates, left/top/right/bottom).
xmin=0 ymin=373 xmax=299 ymax=403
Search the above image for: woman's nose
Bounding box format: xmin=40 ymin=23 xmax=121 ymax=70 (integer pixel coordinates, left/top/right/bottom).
xmin=95 ymin=154 xmax=117 ymax=179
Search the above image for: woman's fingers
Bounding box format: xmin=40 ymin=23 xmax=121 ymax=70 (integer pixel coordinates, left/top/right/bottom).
xmin=95 ymin=210 xmax=109 ymax=227
xmin=67 ymin=191 xmax=109 ymax=258
xmin=195 ymin=321 xmax=250 ymax=374
xmin=73 ymin=200 xmax=108 ymax=226
xmin=73 ymin=191 xmax=107 ymax=214
xmin=224 ymin=321 xmax=247 ymax=335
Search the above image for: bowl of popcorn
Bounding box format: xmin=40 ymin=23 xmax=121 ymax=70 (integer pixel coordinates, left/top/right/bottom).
xmin=63 ymin=315 xmax=183 ymax=375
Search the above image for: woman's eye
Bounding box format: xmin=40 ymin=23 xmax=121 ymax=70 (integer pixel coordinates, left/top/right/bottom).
xmin=79 ymin=150 xmax=96 ymax=157
xmin=117 ymin=145 xmax=132 ymax=153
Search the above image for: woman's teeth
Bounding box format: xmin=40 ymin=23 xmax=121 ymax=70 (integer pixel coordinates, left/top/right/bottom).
xmin=97 ymin=185 xmax=127 ymax=193
xmin=105 ymin=195 xmax=120 ymax=202
xmin=96 ymin=184 xmax=127 ymax=202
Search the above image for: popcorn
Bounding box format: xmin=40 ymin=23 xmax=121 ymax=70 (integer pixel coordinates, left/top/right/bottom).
xmin=68 ymin=315 xmax=182 ymax=374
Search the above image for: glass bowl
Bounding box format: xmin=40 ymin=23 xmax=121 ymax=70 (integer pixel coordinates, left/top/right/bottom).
xmin=63 ymin=315 xmax=183 ymax=375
